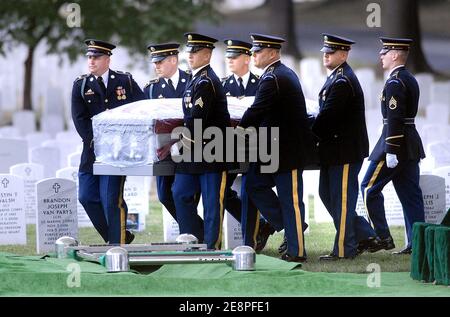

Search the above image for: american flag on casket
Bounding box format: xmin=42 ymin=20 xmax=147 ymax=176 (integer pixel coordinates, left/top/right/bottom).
xmin=92 ymin=97 xmax=319 ymax=167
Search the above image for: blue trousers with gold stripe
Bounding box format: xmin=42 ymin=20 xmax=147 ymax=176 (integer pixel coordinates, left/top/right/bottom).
xmin=172 ymin=172 xmax=227 ymax=249
xmin=361 ymin=160 xmax=424 ymax=247
xmin=245 ymin=163 xmax=306 ymax=257
xmin=78 ymin=172 xmax=128 ymax=244
xmin=240 ymin=173 xmax=260 ymax=248
xmin=319 ymin=162 xmax=364 ymax=258
xmin=157 ymin=175 xmax=204 ymax=239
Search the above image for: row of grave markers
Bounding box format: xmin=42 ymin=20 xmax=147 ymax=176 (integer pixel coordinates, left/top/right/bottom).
xmin=0 ymin=168 xmax=151 ymax=253
xmin=0 ymin=170 xmax=448 ymax=253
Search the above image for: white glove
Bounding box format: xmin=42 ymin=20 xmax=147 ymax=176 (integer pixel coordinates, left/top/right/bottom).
xmin=386 ymin=153 xmax=398 ymax=168
xmin=170 ymin=141 xmax=181 ymax=157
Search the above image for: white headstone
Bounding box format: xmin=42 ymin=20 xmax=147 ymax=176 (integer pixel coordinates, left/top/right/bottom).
xmin=426 ymin=104 xmax=449 ymax=125
xmin=0 ymin=126 xmax=21 ymax=138
xmin=162 ymin=206 xmax=180 ymax=242
xmin=0 ymin=174 xmax=26 ymax=245
xmin=355 ymin=68 xmax=376 ymax=109
xmin=282 ymin=55 xmax=298 ymax=73
xmin=0 ymin=138 xmax=28 ymax=173
xmin=9 ymin=163 xmax=44 ymax=225
xmin=299 ymin=58 xmax=325 ymax=100
xmin=432 ymin=166 xmax=450 ymax=212
xmin=55 ymin=167 xmax=92 ymax=228
xmin=358 ymin=173 xmax=448 ymax=229
xmin=430 ymin=81 xmax=450 ymax=109
xmin=368 ymin=80 xmax=384 ymax=110
xmin=42 ymin=138 xmax=80 ymax=168
xmin=415 ymin=73 xmax=433 ymax=109
xmin=420 ymin=174 xmax=446 ymax=224
xmin=29 ymin=146 xmax=60 ymax=178
xmin=427 ymin=141 xmax=450 ymax=169
xmin=25 ymin=132 xmax=51 ymax=149
xmin=67 ymin=151 xmax=81 ymax=167
xmin=40 ymin=114 xmax=65 ymax=137
xmin=44 ymin=84 xmax=65 ymax=117
xmin=36 ymin=178 xmax=78 ymax=253
xmin=56 ymin=131 xmax=81 ymax=143
xmin=421 ymin=124 xmax=449 ymax=151
xmin=223 ymin=175 xmax=243 ymax=249
xmin=12 ymin=110 xmax=36 ymax=136
xmin=123 ymin=176 xmax=150 ymax=231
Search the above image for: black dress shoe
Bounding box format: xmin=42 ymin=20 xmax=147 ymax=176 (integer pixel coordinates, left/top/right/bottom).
xmin=319 ymin=253 xmax=355 ymax=261
xmin=281 ymin=253 xmax=307 ymax=263
xmin=356 ymin=236 xmax=380 ymax=255
xmin=125 ymin=230 xmax=135 ymax=244
xmin=369 ymin=236 xmax=395 ymax=253
xmin=392 ymin=246 xmax=412 ymax=255
xmin=278 ymin=236 xmax=287 ymax=254
xmin=319 ymin=253 xmax=339 ymax=261
xmin=255 ymin=221 xmax=276 ymax=252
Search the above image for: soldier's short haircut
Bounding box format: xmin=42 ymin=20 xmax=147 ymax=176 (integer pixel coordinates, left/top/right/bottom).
xmin=395 ymin=49 xmax=409 ymax=61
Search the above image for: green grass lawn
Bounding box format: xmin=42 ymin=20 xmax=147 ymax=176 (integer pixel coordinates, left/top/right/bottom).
xmin=0 ymin=200 xmax=410 ymax=273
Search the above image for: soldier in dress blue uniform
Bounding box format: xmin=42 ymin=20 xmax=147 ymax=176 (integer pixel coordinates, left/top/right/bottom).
xmin=238 ymin=33 xmax=317 ymax=262
xmin=142 ymin=42 xmax=204 ymax=240
xmin=171 ymin=33 xmax=231 ymax=249
xmin=312 ymin=34 xmax=379 ymax=260
xmin=361 ymin=37 xmax=425 ymax=255
xmin=143 ymin=43 xmax=191 ymax=99
xmin=221 ymin=39 xmax=277 ymax=250
xmin=71 ymin=39 xmax=145 ymax=244
xmin=222 ymin=39 xmax=259 ymax=97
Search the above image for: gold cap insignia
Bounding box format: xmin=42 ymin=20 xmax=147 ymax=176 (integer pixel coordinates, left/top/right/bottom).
xmin=90 ymin=40 xmax=95 ymax=45
xmin=227 ymin=40 xmax=232 ymax=46
xmin=188 ymin=34 xmax=193 ymax=41
xmin=150 ymin=47 xmax=155 ymax=52
xmin=324 ymin=36 xmax=328 ymax=41
xmin=250 ymin=36 xmax=254 ymax=41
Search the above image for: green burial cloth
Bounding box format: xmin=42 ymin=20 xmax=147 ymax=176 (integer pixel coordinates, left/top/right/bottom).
xmin=410 ymin=222 xmax=439 ymax=282
xmin=1 ymin=252 xmax=450 ymax=296
xmin=434 ymin=226 xmax=450 ymax=286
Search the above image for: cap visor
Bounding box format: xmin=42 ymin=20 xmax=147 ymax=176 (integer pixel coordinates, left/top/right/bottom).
xmin=151 ymin=55 xmax=167 ymax=63
xmin=320 ymin=47 xmax=336 ymax=53
xmin=186 ymin=45 xmax=204 ymax=53
xmin=226 ymin=51 xmax=241 ymax=58
xmin=86 ymin=51 xmax=105 ymax=57
xmin=250 ymin=46 xmax=263 ymax=52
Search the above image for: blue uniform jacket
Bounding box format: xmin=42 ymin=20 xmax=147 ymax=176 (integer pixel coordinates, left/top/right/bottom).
xmin=369 ymin=66 xmax=425 ymax=162
xmin=222 ymin=72 xmax=259 ymax=97
xmin=312 ymin=62 xmax=369 ymax=165
xmin=177 ymin=64 xmax=231 ymax=174
xmin=71 ymin=69 xmax=145 ymax=173
xmin=143 ymin=69 xmax=191 ymax=99
xmin=239 ymin=61 xmax=317 ymax=172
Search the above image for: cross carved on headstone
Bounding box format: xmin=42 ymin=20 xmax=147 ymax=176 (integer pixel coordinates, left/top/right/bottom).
xmin=53 ymin=183 xmax=61 ymax=193
xmin=25 ymin=167 xmax=32 ymax=176
xmin=1 ymin=178 xmax=9 ymax=188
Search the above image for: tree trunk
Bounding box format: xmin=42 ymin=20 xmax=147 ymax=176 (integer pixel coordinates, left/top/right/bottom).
xmin=266 ymin=0 xmax=302 ymax=59
xmin=383 ymin=0 xmax=433 ymax=73
xmin=23 ymin=46 xmax=35 ymax=111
